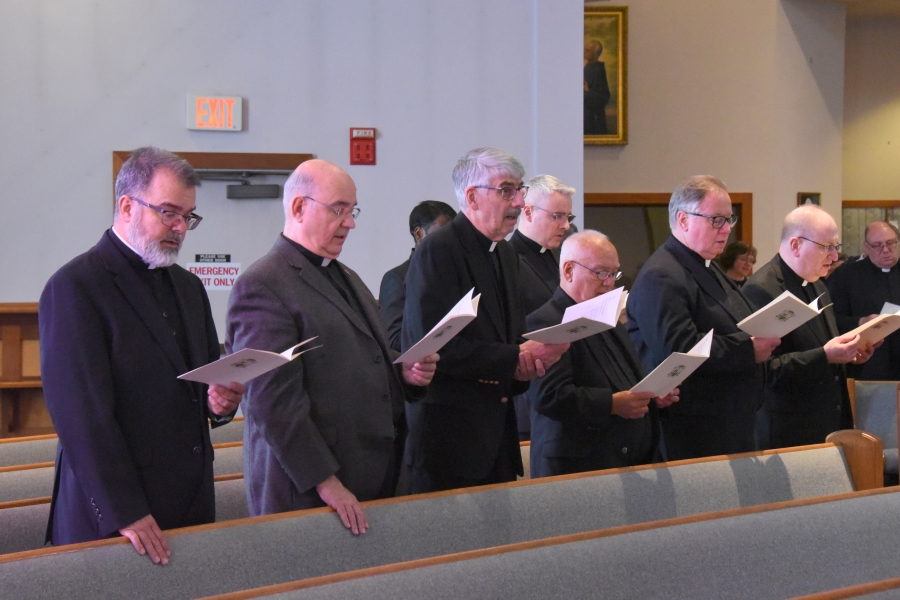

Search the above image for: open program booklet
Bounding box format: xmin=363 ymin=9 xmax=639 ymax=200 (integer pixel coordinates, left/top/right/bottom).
xmin=844 ymin=302 xmax=900 ymax=348
xmin=523 ymin=287 xmax=628 ymax=345
xmin=394 ymin=288 xmax=481 ymax=364
xmin=630 ymin=330 xmax=713 ymax=398
xmin=178 ymin=337 xmax=321 ymax=385
xmin=737 ymin=290 xmax=830 ymax=339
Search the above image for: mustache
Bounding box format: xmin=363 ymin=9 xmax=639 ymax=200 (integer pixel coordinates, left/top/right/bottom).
xmin=166 ymin=231 xmax=184 ymax=244
xmin=505 ymin=208 xmax=522 ymax=219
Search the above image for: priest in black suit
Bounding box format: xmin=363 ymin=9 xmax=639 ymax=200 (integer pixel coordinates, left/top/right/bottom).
xmin=379 ymin=200 xmax=456 ymax=352
xmin=627 ymin=176 xmax=781 ymax=460
xmin=527 ymin=231 xmax=678 ymax=477
xmin=402 ymin=147 xmax=569 ymax=493
xmin=510 ymin=174 xmax=575 ymax=440
xmin=39 ymin=147 xmax=243 ymax=564
xmin=826 ymin=221 xmax=900 ymax=380
xmin=744 ymin=205 xmax=873 ymax=450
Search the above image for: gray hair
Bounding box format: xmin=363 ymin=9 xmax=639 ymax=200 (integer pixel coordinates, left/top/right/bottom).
xmin=114 ymin=147 xmax=199 ymax=218
xmin=781 ymin=204 xmax=831 ymax=242
xmin=525 ymin=174 xmax=576 ymax=205
xmin=452 ymin=147 xmax=526 ymax=209
xmin=560 ymin=229 xmax=609 ymax=263
xmin=668 ymin=175 xmax=729 ymax=229
xmin=282 ymin=167 xmax=317 ymax=218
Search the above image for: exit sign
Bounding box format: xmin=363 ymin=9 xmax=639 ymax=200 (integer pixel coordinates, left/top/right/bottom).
xmin=186 ymin=95 xmax=242 ymax=131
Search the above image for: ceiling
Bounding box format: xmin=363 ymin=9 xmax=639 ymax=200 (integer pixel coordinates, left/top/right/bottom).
xmin=829 ymin=0 xmax=900 ymax=16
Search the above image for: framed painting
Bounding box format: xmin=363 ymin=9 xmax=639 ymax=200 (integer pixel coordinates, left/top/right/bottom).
xmin=797 ymin=192 xmax=821 ymax=206
xmin=584 ymin=6 xmax=628 ymax=145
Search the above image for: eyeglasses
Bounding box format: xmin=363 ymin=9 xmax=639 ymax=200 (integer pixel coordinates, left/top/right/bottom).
xmin=303 ymin=196 xmax=361 ymax=220
xmin=533 ymin=205 xmax=576 ymax=224
xmin=572 ymin=261 xmax=622 ymax=282
xmin=473 ymin=184 xmax=529 ymax=202
xmin=799 ymin=236 xmax=842 ymax=253
xmin=131 ymin=197 xmax=202 ymax=230
xmin=865 ymin=238 xmax=898 ymax=251
xmin=684 ymin=211 xmax=738 ymax=229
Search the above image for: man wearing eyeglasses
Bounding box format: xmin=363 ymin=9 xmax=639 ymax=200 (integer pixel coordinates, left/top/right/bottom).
xmin=743 ymin=205 xmax=873 ymax=450
xmin=39 ymin=147 xmax=244 ymax=564
xmin=226 ymin=159 xmax=437 ymax=535
xmin=827 ymin=221 xmax=900 ymax=380
xmin=527 ymin=231 xmax=679 ymax=477
xmin=509 ymin=174 xmax=575 ymax=441
xmin=627 ymin=175 xmax=781 ymax=460
xmin=402 ymin=148 xmax=569 ymax=494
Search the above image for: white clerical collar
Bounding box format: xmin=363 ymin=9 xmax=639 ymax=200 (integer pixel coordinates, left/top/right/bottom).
xmin=884 ymin=268 xmax=891 ymax=273
xmin=539 ymin=246 xmax=547 ymax=254
xmin=322 ymin=257 xmax=332 ymax=266
xmin=801 ymin=280 xmax=809 ymax=286
xmin=705 ymin=259 xmax=711 ymax=268
xmin=489 ymin=241 xmax=497 ymax=252
xmin=111 ymin=227 xmax=154 ymax=268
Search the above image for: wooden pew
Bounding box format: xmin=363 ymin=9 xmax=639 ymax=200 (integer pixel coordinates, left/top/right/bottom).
xmin=0 ymin=432 xmax=881 ymax=599
xmin=200 ymin=487 xmax=900 ymax=600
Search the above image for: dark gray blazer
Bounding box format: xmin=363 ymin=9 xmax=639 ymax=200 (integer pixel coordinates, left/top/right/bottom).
xmin=744 ymin=254 xmax=851 ymax=449
xmin=226 ymin=235 xmax=410 ymax=516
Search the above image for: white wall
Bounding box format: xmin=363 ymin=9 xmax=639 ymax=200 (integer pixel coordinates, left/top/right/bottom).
xmin=843 ymin=16 xmax=900 ymax=200
xmin=583 ymin=0 xmax=846 ymax=260
xmin=0 ymin=0 xmax=583 ymax=337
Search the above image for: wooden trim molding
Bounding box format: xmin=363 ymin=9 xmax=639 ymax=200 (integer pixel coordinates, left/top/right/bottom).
xmin=584 ymin=192 xmax=753 ymax=247
xmin=842 ymin=200 xmax=900 ymax=208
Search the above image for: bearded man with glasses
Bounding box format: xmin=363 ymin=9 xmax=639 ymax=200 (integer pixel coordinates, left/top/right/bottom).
xmin=827 ymin=220 xmax=900 ymax=380
xmin=627 ymin=175 xmax=781 ymax=460
xmin=39 ymin=147 xmax=244 ymax=564
xmin=402 ymin=147 xmax=569 ymax=494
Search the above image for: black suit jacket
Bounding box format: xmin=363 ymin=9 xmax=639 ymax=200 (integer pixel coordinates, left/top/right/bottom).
xmin=226 ymin=236 xmax=413 ymax=516
xmin=379 ymin=252 xmax=412 ymax=352
xmin=510 ymin=230 xmax=559 ymax=315
xmin=826 ymin=258 xmax=900 ymax=380
xmin=39 ymin=231 xmax=222 ymax=544
xmin=402 ymin=212 xmax=526 ymax=480
xmin=743 ymin=255 xmax=851 ymax=449
xmin=526 ymin=288 xmax=658 ymax=477
xmin=626 ymin=235 xmax=764 ymax=459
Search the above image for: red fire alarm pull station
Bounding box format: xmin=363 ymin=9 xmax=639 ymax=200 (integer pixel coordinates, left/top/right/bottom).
xmin=350 ymin=128 xmax=376 ymax=165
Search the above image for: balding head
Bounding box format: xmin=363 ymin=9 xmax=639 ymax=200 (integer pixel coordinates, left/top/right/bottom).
xmin=283 ymin=159 xmax=358 ymax=259
xmin=560 ymin=230 xmax=620 ymax=303
xmin=864 ymin=221 xmax=900 ymax=270
xmin=778 ymin=205 xmax=839 ymax=282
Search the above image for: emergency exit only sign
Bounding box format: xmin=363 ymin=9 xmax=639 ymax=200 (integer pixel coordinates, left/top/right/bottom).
xmin=186 ymin=95 xmax=242 ymax=131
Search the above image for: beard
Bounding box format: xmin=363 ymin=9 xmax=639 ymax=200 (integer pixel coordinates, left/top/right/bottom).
xmin=128 ymin=208 xmax=183 ymax=269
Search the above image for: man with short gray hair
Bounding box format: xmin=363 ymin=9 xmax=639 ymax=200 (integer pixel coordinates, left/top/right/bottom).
xmin=40 ymin=147 xmax=244 ymax=564
xmin=627 ymin=175 xmax=780 ymax=460
xmin=402 ymin=148 xmax=569 ymax=493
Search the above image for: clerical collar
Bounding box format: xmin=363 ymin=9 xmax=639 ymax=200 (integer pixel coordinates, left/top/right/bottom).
xmin=884 ymin=268 xmax=891 ymax=273
xmin=517 ymin=230 xmax=548 ymax=254
xmin=109 ymin=228 xmax=154 ymax=271
xmin=457 ymin=212 xmax=500 ymax=254
xmin=282 ymin=234 xmax=333 ymax=267
xmin=705 ymin=260 xmax=711 ymax=268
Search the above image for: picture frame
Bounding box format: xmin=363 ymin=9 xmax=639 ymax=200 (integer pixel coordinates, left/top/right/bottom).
xmin=584 ymin=6 xmax=628 ymax=145
xmin=797 ymin=192 xmax=821 ymax=206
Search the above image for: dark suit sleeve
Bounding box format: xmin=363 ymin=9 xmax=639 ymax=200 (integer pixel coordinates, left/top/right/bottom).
xmin=825 ymin=264 xmax=865 ymax=333
xmin=743 ymin=278 xmax=830 ymax=392
xmin=39 ymin=270 xmax=149 ymax=535
xmin=378 ymin=269 xmax=405 ymax=353
xmin=628 ymin=263 xmax=756 ymax=377
xmin=526 ymin=310 xmax=612 ymax=429
xmin=226 ymin=273 xmax=339 ymax=494
xmin=402 ymin=236 xmax=520 ymax=389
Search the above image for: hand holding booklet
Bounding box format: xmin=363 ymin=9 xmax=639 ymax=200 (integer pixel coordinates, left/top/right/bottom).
xmin=178 ymin=337 xmax=321 ymax=385
xmin=394 ymin=288 xmax=481 ymax=364
xmin=523 ymin=287 xmax=628 ymax=345
xmin=630 ymin=330 xmax=713 ymax=398
xmin=737 ymin=290 xmax=831 ymax=339
xmin=845 ymin=302 xmax=900 ymax=348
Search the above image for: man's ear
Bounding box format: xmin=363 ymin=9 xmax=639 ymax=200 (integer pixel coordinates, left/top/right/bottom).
xmin=562 ymin=260 xmax=575 ymax=282
xmin=118 ymin=196 xmax=135 ymax=223
xmin=677 ymin=210 xmax=690 ymax=232
xmin=291 ymin=196 xmax=305 ymax=221
xmin=413 ymin=226 xmax=425 ymax=242
xmin=522 ymin=205 xmax=534 ymax=222
xmin=465 ymin=187 xmax=479 ymax=210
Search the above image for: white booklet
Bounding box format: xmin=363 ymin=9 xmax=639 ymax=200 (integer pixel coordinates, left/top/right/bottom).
xmin=846 ymin=302 xmax=900 ymax=348
xmin=630 ymin=330 xmax=713 ymax=397
xmin=394 ymin=288 xmax=481 ymax=364
xmin=523 ymin=287 xmax=628 ymax=345
xmin=737 ymin=290 xmax=830 ymax=338
xmin=178 ymin=337 xmax=321 ymax=385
